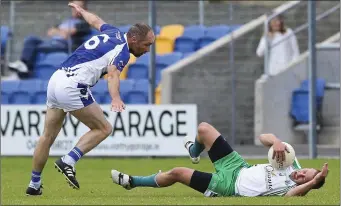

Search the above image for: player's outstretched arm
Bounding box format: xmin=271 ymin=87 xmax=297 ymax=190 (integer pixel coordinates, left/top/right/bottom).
xmin=107 ymin=65 xmax=125 ymax=112
xmin=68 ymin=2 xmax=105 ymax=31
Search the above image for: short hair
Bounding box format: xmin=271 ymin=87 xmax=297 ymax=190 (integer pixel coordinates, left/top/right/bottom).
xmin=312 ymin=169 xmax=326 ymax=189
xmin=127 ymin=23 xmax=152 ymax=40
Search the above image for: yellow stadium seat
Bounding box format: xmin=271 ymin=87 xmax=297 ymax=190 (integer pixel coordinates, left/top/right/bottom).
xmin=156 ymin=36 xmax=174 ymax=55
xmin=159 ymin=24 xmax=184 ymax=41
xmin=155 ymin=84 xmax=162 ymax=104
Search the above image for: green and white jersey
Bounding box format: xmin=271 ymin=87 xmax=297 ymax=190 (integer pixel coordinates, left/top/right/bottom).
xmin=235 ymin=158 xmax=301 ymax=197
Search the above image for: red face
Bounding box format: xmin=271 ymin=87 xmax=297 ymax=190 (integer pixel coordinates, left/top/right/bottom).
xmin=290 ymin=168 xmax=319 ymax=185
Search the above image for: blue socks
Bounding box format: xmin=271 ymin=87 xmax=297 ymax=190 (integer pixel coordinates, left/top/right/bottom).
xmin=29 ymin=171 xmax=41 ymax=189
xmin=131 ymin=173 xmax=159 ymax=188
xmin=62 ymin=147 xmax=84 ymax=167
xmin=189 ymin=137 xmax=205 ymax=158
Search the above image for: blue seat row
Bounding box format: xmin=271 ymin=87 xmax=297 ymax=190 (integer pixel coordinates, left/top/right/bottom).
xmin=1 ymin=79 xmax=150 ymax=104
xmin=290 ymin=79 xmax=326 ymax=125
xmin=175 ymin=24 xmax=241 ymax=53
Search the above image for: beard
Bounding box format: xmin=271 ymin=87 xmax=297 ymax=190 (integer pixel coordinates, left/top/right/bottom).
xmin=129 ymin=48 xmax=142 ymax=57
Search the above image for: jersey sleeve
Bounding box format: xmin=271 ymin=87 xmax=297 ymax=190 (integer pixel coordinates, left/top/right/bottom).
xmin=292 ymin=157 xmax=302 ymax=170
xmin=100 ymin=24 xmax=118 ymax=32
xmin=110 ymin=49 xmax=130 ymax=72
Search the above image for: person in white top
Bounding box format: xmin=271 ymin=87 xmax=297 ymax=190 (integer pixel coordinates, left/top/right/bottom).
xmin=256 ymin=15 xmax=300 ymax=76
xmin=111 ymin=122 xmax=328 ymax=197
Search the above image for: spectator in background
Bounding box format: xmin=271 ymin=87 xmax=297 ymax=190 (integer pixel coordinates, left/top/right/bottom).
xmin=7 ymin=0 xmax=91 ymax=79
xmin=256 ymin=15 xmax=299 ymax=76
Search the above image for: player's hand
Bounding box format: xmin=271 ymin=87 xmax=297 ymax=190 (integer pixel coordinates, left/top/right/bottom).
xmin=111 ymin=98 xmax=125 ymax=112
xmin=272 ymin=140 xmax=289 ymax=162
xmin=313 ymin=163 xmax=328 ymax=184
xmin=68 ymin=2 xmax=84 ymax=15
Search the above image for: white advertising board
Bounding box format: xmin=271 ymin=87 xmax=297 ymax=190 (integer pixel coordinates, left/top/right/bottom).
xmin=1 ymin=105 xmax=197 ymax=156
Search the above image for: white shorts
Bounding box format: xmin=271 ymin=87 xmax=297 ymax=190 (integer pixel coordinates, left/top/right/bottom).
xmin=46 ymin=69 xmax=95 ymax=112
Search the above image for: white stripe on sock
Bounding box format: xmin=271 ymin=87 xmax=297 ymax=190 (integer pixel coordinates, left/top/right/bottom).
xmin=72 ymin=149 xmax=81 ymax=159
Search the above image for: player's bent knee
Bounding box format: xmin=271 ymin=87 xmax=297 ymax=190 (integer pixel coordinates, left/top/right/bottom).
xmin=101 ymin=122 xmax=113 ymax=137
xmin=168 ymin=167 xmax=185 ymax=180
xmin=198 ymin=122 xmax=212 ymax=136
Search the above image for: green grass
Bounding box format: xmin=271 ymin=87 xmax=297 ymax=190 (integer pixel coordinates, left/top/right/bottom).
xmin=1 ymin=157 xmax=340 ymax=205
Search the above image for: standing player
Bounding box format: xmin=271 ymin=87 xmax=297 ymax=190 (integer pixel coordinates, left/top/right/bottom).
xmin=111 ymin=122 xmax=328 ymax=197
xmin=26 ymin=2 xmax=155 ymax=196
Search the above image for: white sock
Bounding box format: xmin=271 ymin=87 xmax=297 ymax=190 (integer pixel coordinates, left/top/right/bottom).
xmin=29 ymin=180 xmax=41 ymax=189
xmin=62 ymin=155 xmax=76 ymax=167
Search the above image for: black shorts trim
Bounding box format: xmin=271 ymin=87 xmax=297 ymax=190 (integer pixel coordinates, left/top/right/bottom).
xmin=208 ymin=135 xmax=234 ymax=163
xmin=189 ymin=170 xmax=212 ymax=193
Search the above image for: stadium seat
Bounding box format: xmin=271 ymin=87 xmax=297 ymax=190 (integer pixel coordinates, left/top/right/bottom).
xmin=159 ymin=24 xmax=184 ymax=41
xmin=156 ymin=52 xmax=183 ymax=70
xmin=206 ymin=25 xmax=231 ymax=38
xmin=290 ymin=79 xmax=325 ymax=126
xmin=1 ymin=81 xmax=20 ymax=104
xmin=182 ymin=52 xmax=194 ymax=58
xmin=174 ymin=25 xmax=206 ymax=53
xmin=119 ymin=79 xmax=135 ymax=102
xmin=127 ymin=54 xmax=150 ymax=80
xmin=34 ymin=80 xmax=49 ymax=104
xmin=156 ymin=36 xmax=174 ymax=55
xmin=155 ymin=84 xmax=162 ymax=104
xmin=34 ymin=52 xmax=69 ymax=79
xmin=126 ymin=79 xmax=149 ymax=104
xmin=197 ymin=25 xmax=231 ymax=49
xmin=91 ymin=79 xmax=107 ymax=103
xmin=11 ymin=80 xmax=42 ymax=104
xmin=100 ymin=79 xmax=135 ymax=104
xmin=1 ymin=26 xmax=11 ymax=56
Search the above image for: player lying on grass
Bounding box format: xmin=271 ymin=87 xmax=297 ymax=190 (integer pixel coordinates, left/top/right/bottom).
xmin=111 ymin=122 xmax=328 ymax=197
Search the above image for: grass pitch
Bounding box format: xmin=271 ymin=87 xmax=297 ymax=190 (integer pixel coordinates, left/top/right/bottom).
xmin=1 ymin=157 xmax=340 ymax=205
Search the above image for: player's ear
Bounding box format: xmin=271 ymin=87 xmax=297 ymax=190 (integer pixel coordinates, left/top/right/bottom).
xmin=131 ymin=35 xmax=138 ymax=43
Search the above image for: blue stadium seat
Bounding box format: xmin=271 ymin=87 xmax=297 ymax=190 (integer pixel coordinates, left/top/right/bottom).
xmin=126 ymin=79 xmax=148 ymax=104
xmin=290 ymin=79 xmax=326 ymax=125
xmin=34 ymin=52 xmax=69 ymax=79
xmin=1 ymin=81 xmax=20 ymax=104
xmin=91 ymin=79 xmax=107 ymax=103
xmin=197 ymin=25 xmax=231 ymax=49
xmin=34 ymin=80 xmax=49 ymax=104
xmin=174 ymin=25 xmax=206 ymax=53
xmin=290 ymin=89 xmax=308 ymax=123
xmin=1 ymin=26 xmax=11 ymax=56
xmin=119 ymin=79 xmax=135 ymax=102
xmin=11 ymin=80 xmax=41 ymax=104
xmin=156 ymin=52 xmax=183 ymax=70
xmin=300 ymin=78 xmax=326 ymax=98
xmin=100 ymin=79 xmax=135 ymax=104
xmin=182 ymin=52 xmax=194 ymax=58
xmin=127 ymin=53 xmax=151 ymax=80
